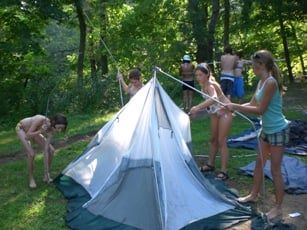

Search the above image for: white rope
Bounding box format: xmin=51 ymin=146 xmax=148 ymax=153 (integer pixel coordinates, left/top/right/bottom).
xmin=83 ymin=11 xmax=124 ymax=107
xmin=153 ymin=66 xmax=256 ymax=128
xmin=153 ymin=66 xmax=266 ymax=205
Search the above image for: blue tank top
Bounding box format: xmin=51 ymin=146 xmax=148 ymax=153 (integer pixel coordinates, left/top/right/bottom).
xmin=255 ymin=76 xmax=288 ymax=134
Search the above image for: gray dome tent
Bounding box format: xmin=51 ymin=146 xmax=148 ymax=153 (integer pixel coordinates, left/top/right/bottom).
xmin=55 ymin=77 xmax=252 ymax=229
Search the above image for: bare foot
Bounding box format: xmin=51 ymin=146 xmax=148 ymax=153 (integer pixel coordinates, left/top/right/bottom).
xmin=266 ymin=206 xmax=282 ymax=222
xmin=43 ymin=175 xmax=53 ymax=184
xmin=237 ymin=194 xmax=257 ymax=203
xmin=29 ymin=178 xmax=37 ymax=188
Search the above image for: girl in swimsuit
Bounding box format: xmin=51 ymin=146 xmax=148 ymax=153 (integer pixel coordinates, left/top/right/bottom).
xmin=189 ymin=63 xmax=233 ymax=181
xmin=16 ymin=114 xmax=68 ymax=188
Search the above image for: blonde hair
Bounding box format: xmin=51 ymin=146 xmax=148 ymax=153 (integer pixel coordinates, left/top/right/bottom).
xmin=252 ymin=50 xmax=283 ymax=92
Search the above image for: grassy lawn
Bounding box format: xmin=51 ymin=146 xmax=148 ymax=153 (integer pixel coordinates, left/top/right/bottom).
xmin=0 ymin=83 xmax=306 ymax=229
xmin=0 ymin=112 xmax=114 ymax=158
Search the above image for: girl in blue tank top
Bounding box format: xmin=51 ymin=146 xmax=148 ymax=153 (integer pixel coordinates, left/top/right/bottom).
xmin=225 ymin=50 xmax=289 ymax=223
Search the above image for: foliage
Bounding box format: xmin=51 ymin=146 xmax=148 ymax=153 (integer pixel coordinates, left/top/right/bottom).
xmin=1 ymin=92 xmax=306 ymax=228
xmin=0 ymin=0 xmax=306 ymax=123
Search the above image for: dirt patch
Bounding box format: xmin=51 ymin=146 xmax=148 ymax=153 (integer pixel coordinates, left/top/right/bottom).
xmin=0 ymin=130 xmax=97 ymax=164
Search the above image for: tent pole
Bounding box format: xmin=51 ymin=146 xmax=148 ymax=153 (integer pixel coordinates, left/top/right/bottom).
xmin=154 ymin=66 xmax=266 ymax=209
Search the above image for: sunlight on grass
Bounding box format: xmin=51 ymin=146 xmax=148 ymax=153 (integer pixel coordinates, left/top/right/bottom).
xmin=21 ymin=190 xmax=48 ymax=217
xmin=0 ymin=129 xmax=21 ymax=155
xmin=0 ymin=134 xmax=15 ymax=145
xmin=67 ymin=112 xmax=115 ymax=135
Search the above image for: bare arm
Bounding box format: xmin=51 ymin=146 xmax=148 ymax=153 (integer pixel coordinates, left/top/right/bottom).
xmin=26 ymin=118 xmax=45 ymax=138
xmin=117 ymin=73 xmax=129 ymax=93
xmin=44 ymin=133 xmax=53 ymax=154
xmin=227 ymin=80 xmax=276 ymax=115
xmin=190 ymin=85 xmax=217 ymax=114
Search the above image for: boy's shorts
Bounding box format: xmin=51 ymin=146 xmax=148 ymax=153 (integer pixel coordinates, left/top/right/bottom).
xmin=220 ymin=75 xmax=234 ymax=96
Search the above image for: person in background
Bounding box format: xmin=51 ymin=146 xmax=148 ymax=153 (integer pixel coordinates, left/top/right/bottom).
xmin=117 ymin=68 xmax=144 ymax=99
xmin=232 ymin=50 xmax=250 ymax=102
xmin=16 ymin=114 xmax=68 ymax=188
xmin=225 ymin=50 xmax=289 ymax=222
xmin=220 ymin=46 xmax=238 ymax=100
xmin=189 ymin=63 xmax=233 ymax=181
xmin=179 ymin=54 xmax=195 ymax=112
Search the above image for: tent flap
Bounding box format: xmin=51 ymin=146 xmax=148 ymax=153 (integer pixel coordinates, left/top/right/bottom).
xmin=56 ymin=77 xmax=253 ymax=229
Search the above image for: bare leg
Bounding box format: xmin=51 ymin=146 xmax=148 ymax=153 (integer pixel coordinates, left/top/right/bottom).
xmin=266 ymin=145 xmax=284 ymax=220
xmin=44 ymin=145 xmax=55 ymax=183
xmin=33 ymin=135 xmax=54 ymax=183
xmin=187 ymin=90 xmax=193 ymax=112
xmin=16 ymin=129 xmax=36 ymax=188
xmin=183 ymin=90 xmax=189 ymax=112
xmin=207 ymin=115 xmax=219 ymax=167
xmin=217 ymin=112 xmax=232 ymax=173
xmin=238 ymin=139 xmax=270 ymax=202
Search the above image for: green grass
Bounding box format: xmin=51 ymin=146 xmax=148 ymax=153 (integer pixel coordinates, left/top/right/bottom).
xmin=0 ymin=83 xmax=306 ymax=229
xmin=0 ymin=112 xmax=114 ymax=158
xmin=0 ymin=140 xmax=88 ymax=230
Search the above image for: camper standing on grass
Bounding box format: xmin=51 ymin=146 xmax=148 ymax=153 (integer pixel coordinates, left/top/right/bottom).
xmin=220 ymin=46 xmax=238 ymax=100
xmin=189 ymin=63 xmax=232 ymax=181
xmin=179 ymin=54 xmax=195 ymax=112
xmin=117 ymin=68 xmax=144 ymax=99
xmin=225 ymin=50 xmax=289 ymax=222
xmin=16 ymin=114 xmax=68 ymax=188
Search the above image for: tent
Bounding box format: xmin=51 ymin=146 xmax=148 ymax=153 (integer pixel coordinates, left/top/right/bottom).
xmin=55 ymin=77 xmax=252 ymax=229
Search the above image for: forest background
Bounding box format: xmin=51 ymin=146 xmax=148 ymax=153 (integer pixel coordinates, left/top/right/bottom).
xmin=0 ymin=0 xmax=306 ymax=126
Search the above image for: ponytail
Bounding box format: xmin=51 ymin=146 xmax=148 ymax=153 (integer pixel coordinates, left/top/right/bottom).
xmin=252 ymin=50 xmax=284 ymax=94
xmin=272 ymin=62 xmax=283 ymax=93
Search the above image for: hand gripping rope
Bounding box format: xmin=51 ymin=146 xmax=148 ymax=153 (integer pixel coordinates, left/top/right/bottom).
xmin=153 ymin=66 xmax=266 ymax=207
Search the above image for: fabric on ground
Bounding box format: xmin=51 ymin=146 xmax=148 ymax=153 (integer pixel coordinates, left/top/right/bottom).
xmin=55 ymin=174 xmax=254 ymax=230
xmin=55 ymin=77 xmax=254 ymax=230
xmin=227 ymin=119 xmax=307 ymax=156
xmin=240 ymin=156 xmax=307 ymax=194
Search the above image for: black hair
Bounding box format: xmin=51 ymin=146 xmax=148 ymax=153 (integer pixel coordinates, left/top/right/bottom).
xmin=128 ymin=68 xmax=141 ymax=80
xmin=224 ymin=46 xmax=233 ymax=54
xmin=50 ymin=114 xmax=68 ymax=131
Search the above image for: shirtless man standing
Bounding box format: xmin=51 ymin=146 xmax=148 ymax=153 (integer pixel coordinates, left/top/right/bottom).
xmin=220 ymin=46 xmax=238 ymax=99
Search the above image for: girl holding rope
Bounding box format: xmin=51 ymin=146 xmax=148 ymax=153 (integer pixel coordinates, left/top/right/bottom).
xmin=225 ymin=50 xmax=289 ymax=222
xmin=189 ymin=63 xmax=233 ymax=181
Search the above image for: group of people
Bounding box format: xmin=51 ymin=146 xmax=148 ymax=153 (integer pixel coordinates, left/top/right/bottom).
xmin=16 ymin=48 xmax=288 ymax=222
xmin=184 ymin=49 xmax=288 ymax=222
xmin=114 ymin=49 xmax=288 ymax=221
xmin=181 ymin=46 xmax=249 ymax=112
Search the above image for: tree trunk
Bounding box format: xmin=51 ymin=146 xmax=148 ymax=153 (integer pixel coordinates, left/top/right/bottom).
xmin=88 ymin=26 xmax=98 ymax=85
xmin=75 ymin=0 xmax=86 ymax=88
xmin=277 ymin=5 xmax=293 ymax=82
xmin=188 ymin=0 xmax=209 ymax=63
xmin=208 ymin=0 xmax=220 ymax=72
xmin=290 ymin=22 xmax=306 ymax=76
xmin=99 ymin=0 xmax=108 ymax=76
xmin=223 ymin=0 xmax=230 ymax=47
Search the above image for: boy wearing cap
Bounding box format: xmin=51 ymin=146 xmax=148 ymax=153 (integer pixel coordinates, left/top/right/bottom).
xmin=179 ymin=55 xmax=195 ymax=112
